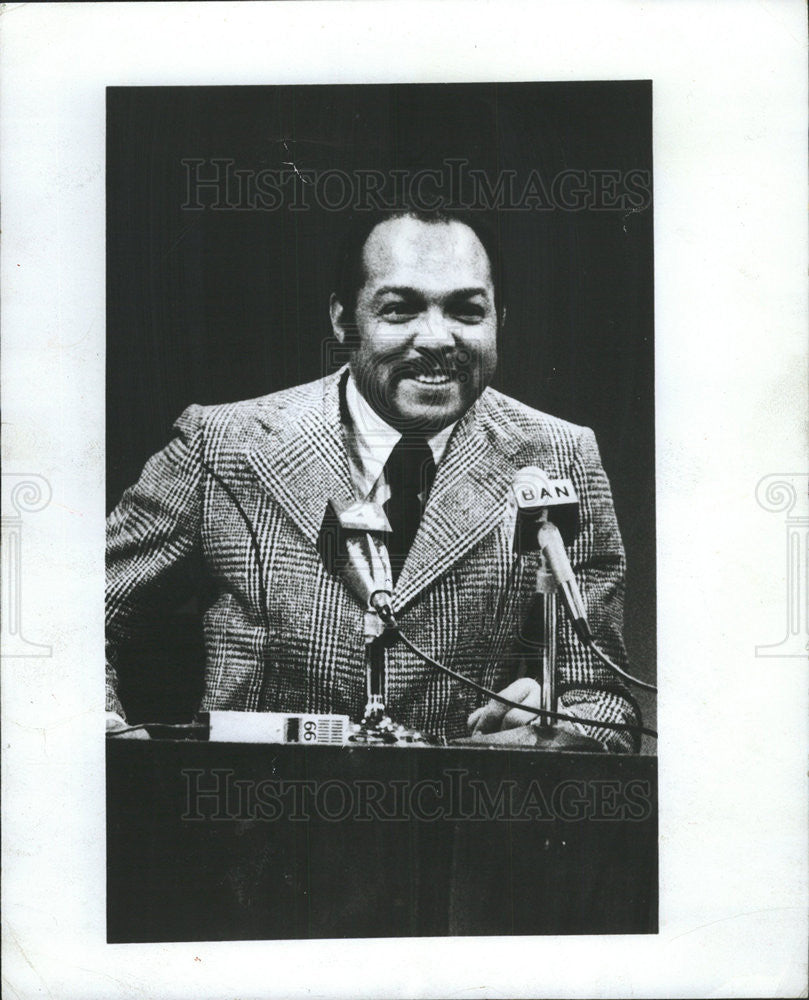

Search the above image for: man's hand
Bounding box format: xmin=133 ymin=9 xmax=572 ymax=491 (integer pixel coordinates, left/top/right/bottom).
xmin=106 ymin=711 xmax=150 ymax=739
xmin=461 ymin=678 xmax=605 ymax=750
xmin=467 ymin=677 xmax=544 ymax=735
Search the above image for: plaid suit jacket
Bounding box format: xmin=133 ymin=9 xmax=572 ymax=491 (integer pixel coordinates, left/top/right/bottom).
xmin=106 ymin=368 xmax=640 ymax=751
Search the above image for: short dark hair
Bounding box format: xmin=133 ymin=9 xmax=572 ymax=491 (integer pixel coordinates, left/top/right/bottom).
xmin=333 ymin=207 xmax=506 ymax=333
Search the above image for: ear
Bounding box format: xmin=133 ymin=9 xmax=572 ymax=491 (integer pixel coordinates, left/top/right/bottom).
xmin=329 ymin=293 xmax=346 ymax=344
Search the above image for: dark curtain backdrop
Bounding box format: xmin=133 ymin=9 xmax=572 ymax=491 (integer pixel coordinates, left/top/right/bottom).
xmin=107 ymin=82 xmax=656 ymax=721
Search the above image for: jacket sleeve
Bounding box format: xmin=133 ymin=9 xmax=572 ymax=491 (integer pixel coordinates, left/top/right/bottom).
xmin=557 ymin=426 xmax=643 ymax=753
xmin=105 ymin=405 xmax=206 ymax=719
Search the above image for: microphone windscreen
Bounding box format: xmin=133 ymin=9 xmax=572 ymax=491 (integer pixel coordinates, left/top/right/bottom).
xmin=336 ymin=500 xmax=392 ymax=534
xmin=318 ymin=499 xmax=393 ymax=608
xmin=512 ymin=466 xmax=580 ymax=550
xmin=318 ymin=500 xmax=392 ymax=575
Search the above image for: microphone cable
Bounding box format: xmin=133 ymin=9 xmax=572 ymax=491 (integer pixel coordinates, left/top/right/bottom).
xmin=564 ymin=617 xmax=657 ymax=693
xmin=372 ymin=598 xmax=657 ymax=742
xmin=587 ymin=637 xmax=657 ymax=693
xmin=108 ymin=458 xmax=274 ymax=736
xmin=527 ymin=520 xmax=657 ymax=695
xmin=142 ymin=461 xmax=655 ymax=743
xmin=107 ymin=721 xmax=207 ymax=737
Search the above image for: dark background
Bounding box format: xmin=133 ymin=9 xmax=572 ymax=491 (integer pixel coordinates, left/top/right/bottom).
xmin=107 ymin=82 xmax=656 ymax=728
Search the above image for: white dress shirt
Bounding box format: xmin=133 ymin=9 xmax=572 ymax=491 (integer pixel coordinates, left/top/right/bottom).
xmin=344 ymin=373 xmax=456 ymax=505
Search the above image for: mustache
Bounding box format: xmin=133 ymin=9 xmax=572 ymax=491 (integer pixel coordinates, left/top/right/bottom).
xmin=388 ymin=349 xmax=467 ymax=378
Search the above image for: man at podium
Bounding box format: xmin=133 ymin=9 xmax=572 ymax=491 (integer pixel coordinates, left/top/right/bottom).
xmin=106 ymin=207 xmax=641 ymax=751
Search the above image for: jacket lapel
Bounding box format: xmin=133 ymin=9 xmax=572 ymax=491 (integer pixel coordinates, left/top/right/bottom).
xmin=243 ymin=375 xmax=562 ymax=611
xmin=392 ymin=392 xmax=521 ymax=613
xmin=245 ymin=370 xmax=355 ymax=546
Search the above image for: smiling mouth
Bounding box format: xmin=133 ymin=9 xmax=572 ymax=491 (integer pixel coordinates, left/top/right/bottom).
xmin=398 ymin=356 xmax=458 ymax=387
xmin=411 ymin=372 xmax=453 ymax=386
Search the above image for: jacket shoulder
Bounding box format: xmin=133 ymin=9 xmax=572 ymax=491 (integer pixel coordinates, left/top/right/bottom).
xmin=182 ymin=373 xmax=338 ymax=440
xmin=479 ymin=387 xmax=591 ymax=451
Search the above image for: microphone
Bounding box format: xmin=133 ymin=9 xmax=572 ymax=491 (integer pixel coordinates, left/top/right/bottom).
xmin=536 ymin=521 xmax=591 ymax=642
xmin=327 ymin=499 xmax=431 ymax=745
xmin=327 ymin=499 xmax=394 ymax=637
xmin=512 ymin=465 xmax=579 ymax=546
xmin=512 ymin=466 xmax=591 ymax=642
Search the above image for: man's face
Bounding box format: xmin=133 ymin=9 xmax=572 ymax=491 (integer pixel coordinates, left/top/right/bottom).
xmin=332 ymin=216 xmax=498 ymax=434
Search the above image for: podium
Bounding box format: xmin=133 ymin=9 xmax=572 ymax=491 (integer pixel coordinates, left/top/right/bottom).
xmin=107 ymin=739 xmax=657 ymax=941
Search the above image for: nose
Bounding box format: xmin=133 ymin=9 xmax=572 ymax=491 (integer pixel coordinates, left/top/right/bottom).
xmin=411 ymin=305 xmax=455 ymax=350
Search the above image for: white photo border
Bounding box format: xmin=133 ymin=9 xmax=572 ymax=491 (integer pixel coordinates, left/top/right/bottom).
xmin=2 ymin=2 xmax=807 ymax=998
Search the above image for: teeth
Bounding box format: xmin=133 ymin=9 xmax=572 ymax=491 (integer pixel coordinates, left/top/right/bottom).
xmin=413 ymin=373 xmax=452 ymax=385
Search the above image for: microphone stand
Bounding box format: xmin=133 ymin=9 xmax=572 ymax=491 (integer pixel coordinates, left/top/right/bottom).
xmin=349 ymin=609 xmax=430 ymax=745
xmin=520 ymin=503 xmax=603 ymax=750
xmin=348 ymin=609 xmax=397 ymax=744
xmin=534 ymin=558 xmax=558 ymax=729
xmin=338 ymin=522 xmax=430 ymax=746
xmin=364 ymin=614 xmax=387 ymax=726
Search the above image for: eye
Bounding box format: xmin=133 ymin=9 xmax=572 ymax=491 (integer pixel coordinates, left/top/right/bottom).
xmin=379 ymin=301 xmax=417 ymax=322
xmin=449 ymin=301 xmax=486 ymax=323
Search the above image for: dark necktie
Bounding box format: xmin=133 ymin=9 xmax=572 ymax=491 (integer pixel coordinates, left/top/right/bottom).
xmin=383 ymin=435 xmax=436 ymax=582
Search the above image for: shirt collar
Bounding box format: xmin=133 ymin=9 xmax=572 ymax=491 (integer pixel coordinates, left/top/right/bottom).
xmin=345 ymin=373 xmax=457 ymax=497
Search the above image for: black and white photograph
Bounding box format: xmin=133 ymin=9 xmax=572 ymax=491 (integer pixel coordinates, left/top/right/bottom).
xmin=2 ymin=3 xmax=806 ymax=998
xmin=104 ymin=82 xmax=657 ymax=941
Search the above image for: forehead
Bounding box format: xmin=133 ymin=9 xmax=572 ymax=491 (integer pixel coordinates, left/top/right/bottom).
xmin=360 ymin=217 xmax=493 ymax=295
